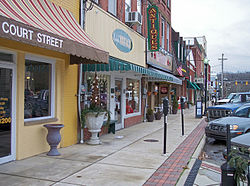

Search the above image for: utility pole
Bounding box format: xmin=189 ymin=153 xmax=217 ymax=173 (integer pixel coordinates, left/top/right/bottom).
xmin=218 ymin=53 xmax=227 ymax=98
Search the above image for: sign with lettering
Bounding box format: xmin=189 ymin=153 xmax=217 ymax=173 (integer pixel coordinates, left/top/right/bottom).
xmin=147 ymin=51 xmax=172 ymax=71
xmin=0 ymin=97 xmax=11 ymax=124
xmin=147 ymin=5 xmax=159 ymax=52
xmin=1 ymin=21 xmax=64 ymax=48
xmin=112 ymin=29 xmax=133 ymax=53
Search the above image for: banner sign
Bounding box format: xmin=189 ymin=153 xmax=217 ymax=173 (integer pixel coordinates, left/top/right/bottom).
xmin=147 ymin=5 xmax=159 ymax=52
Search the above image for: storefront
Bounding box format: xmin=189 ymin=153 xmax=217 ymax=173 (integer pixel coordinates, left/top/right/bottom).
xmin=0 ymin=0 xmax=108 ymax=164
xmin=81 ymin=4 xmax=147 ymax=131
xmin=147 ymin=50 xmax=182 ymax=111
xmin=81 ymin=57 xmax=171 ymax=132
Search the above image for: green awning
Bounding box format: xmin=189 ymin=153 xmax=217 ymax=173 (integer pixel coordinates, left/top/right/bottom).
xmin=193 ymin=82 xmax=201 ymax=90
xmin=187 ymin=80 xmax=197 ymax=90
xmin=83 ymin=56 xmax=182 ymax=85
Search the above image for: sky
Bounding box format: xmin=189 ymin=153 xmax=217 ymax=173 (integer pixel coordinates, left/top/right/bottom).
xmin=171 ymin=0 xmax=250 ymax=74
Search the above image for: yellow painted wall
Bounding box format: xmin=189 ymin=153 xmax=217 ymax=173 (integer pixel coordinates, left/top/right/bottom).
xmin=0 ymin=38 xmax=78 ymax=160
xmin=51 ymin=0 xmax=80 ymax=22
xmin=85 ymin=4 xmax=146 ymax=67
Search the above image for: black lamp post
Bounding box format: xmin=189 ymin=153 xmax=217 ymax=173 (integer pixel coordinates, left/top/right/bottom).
xmin=204 ymin=59 xmax=209 ymax=115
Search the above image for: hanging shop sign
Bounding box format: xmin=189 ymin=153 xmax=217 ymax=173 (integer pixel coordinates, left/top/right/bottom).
xmin=147 ymin=5 xmax=159 ymax=52
xmin=112 ymin=29 xmax=133 ymax=53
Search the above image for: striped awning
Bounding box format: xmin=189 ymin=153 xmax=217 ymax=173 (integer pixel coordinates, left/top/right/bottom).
xmin=0 ymin=0 xmax=108 ymax=64
xmin=148 ymin=68 xmax=183 ymax=85
xmin=83 ymin=57 xmax=182 ymax=85
xmin=193 ymin=82 xmax=201 ymax=90
xmin=187 ymin=80 xmax=197 ymax=90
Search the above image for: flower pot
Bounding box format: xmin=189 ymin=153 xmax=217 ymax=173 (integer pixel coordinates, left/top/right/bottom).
xmin=43 ymin=124 xmax=64 ymax=156
xmin=155 ymin=112 xmax=162 ymax=120
xmin=172 ymin=109 xmax=178 ymax=114
xmin=85 ymin=112 xmax=106 ymax=145
xmin=146 ymin=114 xmax=154 ymax=122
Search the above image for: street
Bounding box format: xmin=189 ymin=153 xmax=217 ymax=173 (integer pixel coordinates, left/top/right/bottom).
xmin=203 ymin=137 xmax=226 ymax=166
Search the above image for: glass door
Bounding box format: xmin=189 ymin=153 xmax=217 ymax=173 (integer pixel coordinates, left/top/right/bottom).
xmin=0 ymin=65 xmax=15 ymax=164
xmin=115 ymin=79 xmax=123 ymax=130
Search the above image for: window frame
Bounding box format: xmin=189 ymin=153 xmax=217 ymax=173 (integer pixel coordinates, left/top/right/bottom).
xmin=108 ymin=0 xmax=117 ymax=16
xmin=167 ymin=22 xmax=170 ymax=52
xmin=24 ymin=54 xmax=56 ymax=122
xmin=161 ymin=17 xmax=165 ymax=49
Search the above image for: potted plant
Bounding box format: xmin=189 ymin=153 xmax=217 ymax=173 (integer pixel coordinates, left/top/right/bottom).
xmin=228 ymin=148 xmax=249 ymax=185
xmin=172 ymin=95 xmax=178 ymax=114
xmin=81 ymin=73 xmax=110 ymax=145
xmin=155 ymin=110 xmax=162 ymax=120
xmin=147 ymin=91 xmax=152 ymax=96
xmin=146 ymin=108 xmax=154 ymax=122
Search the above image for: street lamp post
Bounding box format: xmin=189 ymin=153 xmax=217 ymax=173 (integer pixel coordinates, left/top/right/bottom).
xmin=204 ymin=59 xmax=209 ymax=115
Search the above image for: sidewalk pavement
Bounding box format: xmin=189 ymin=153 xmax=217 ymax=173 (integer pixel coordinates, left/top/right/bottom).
xmin=0 ymin=106 xmax=221 ymax=186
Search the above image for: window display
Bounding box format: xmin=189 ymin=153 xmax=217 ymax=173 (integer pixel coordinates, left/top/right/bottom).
xmin=24 ymin=59 xmax=53 ymax=119
xmin=85 ymin=73 xmax=110 ymax=110
xmin=126 ymin=79 xmax=140 ymax=114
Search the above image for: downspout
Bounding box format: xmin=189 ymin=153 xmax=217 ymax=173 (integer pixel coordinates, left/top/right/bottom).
xmin=78 ymin=0 xmax=85 ymax=143
xmin=144 ymin=1 xmax=148 ymax=122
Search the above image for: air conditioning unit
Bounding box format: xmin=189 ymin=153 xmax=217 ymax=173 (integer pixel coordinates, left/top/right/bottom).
xmin=125 ymin=11 xmax=142 ymax=25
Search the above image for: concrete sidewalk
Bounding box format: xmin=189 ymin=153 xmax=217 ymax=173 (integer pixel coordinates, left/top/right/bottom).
xmin=0 ymin=106 xmax=215 ymax=186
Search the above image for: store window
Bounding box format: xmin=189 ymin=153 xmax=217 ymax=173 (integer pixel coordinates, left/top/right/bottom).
xmin=126 ymin=79 xmax=140 ymax=114
xmin=85 ymin=73 xmax=110 ymax=110
xmin=24 ymin=56 xmax=55 ymax=120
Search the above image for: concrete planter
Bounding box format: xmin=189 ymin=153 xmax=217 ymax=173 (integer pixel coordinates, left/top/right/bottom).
xmin=86 ymin=112 xmax=105 ymax=145
xmin=43 ymin=124 xmax=64 ymax=156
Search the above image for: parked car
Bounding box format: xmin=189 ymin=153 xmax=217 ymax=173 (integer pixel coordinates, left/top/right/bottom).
xmin=207 ymin=92 xmax=250 ymax=121
xmin=24 ymin=89 xmax=49 ymax=118
xmin=205 ymin=103 xmax=250 ymax=141
xmin=217 ymin=92 xmax=237 ymax=105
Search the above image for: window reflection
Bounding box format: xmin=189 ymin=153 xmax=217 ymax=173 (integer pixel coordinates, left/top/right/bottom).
xmin=126 ymin=79 xmax=140 ymax=114
xmin=24 ymin=60 xmax=51 ymax=119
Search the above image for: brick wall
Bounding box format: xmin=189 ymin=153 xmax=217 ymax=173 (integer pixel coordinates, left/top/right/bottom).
xmin=51 ymin=0 xmax=79 ymax=21
xmin=124 ymin=115 xmax=143 ymax=128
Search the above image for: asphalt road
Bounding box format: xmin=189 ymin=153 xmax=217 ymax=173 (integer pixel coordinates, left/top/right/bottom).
xmin=202 ymin=137 xmax=227 ymax=166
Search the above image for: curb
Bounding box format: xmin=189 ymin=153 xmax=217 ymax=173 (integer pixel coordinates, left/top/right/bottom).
xmin=176 ymin=135 xmax=206 ymax=186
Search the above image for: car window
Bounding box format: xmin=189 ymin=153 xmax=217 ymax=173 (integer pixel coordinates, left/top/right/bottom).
xmin=235 ymin=107 xmax=249 ymax=117
xmin=228 ymin=93 xmax=235 ymax=100
xmin=231 ymin=94 xmax=250 ymax=103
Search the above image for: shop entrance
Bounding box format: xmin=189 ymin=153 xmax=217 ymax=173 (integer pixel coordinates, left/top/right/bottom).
xmin=0 ymin=62 xmax=16 ymax=164
xmin=115 ymin=79 xmax=123 ymax=130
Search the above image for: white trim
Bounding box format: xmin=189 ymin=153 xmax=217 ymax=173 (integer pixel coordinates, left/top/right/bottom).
xmin=24 ymin=54 xmax=56 ymax=122
xmin=0 ymin=50 xmax=17 ymax=164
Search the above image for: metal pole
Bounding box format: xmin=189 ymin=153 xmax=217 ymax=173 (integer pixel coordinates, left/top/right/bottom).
xmin=218 ymin=53 xmax=227 ymax=98
xmin=181 ymin=107 xmax=184 ymax=136
xmin=222 ymin=54 xmax=224 ymax=98
xmin=226 ymin=124 xmax=231 ymax=163
xmin=204 ymin=63 xmax=207 ymax=115
xmin=163 ymin=114 xmax=167 ymax=154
